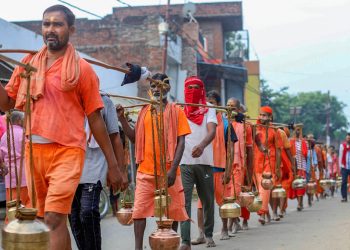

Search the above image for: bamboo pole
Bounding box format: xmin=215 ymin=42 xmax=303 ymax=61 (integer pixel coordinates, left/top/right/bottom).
xmin=108 ymin=93 xmax=158 ymax=104
xmin=0 ymin=54 xmax=37 ymax=72
xmin=122 ymin=104 xmax=148 ymax=109
xmin=0 ymin=49 xmax=160 ymax=83
xmin=176 ymin=102 xmax=237 ymax=114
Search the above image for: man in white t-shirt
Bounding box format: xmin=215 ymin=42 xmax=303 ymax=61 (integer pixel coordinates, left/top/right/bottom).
xmin=179 ymin=76 xmax=217 ymax=249
xmin=338 ymin=133 xmax=350 ymax=202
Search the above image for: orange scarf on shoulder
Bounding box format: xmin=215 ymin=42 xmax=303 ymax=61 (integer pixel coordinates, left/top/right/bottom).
xmin=14 ymin=43 xmax=80 ymax=109
xmin=212 ymin=113 xmax=226 ymax=168
xmin=135 ymin=103 xmax=179 ymax=164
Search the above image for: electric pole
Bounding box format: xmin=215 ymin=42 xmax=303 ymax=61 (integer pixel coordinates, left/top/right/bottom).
xmin=326 ymin=90 xmax=331 ymax=146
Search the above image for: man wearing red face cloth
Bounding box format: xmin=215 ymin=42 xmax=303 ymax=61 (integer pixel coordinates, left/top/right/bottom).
xmin=180 ymin=76 xmax=217 ymax=249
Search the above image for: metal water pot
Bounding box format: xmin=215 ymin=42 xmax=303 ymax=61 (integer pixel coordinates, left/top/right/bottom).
xmin=247 ymin=193 xmax=262 ymax=213
xmin=306 ymin=181 xmax=317 ymax=195
xmin=292 ymin=177 xmax=306 ymax=190
xmin=219 ymin=197 xmax=241 ymax=219
xmin=238 ymin=192 xmax=255 ymax=207
xmin=336 ymin=177 xmax=342 ymax=188
xmin=271 ymin=184 xmax=286 ymax=198
xmin=329 ymin=179 xmax=336 ymax=188
xmin=116 ymin=201 xmax=133 ymax=226
xmin=261 ymin=172 xmax=273 ymax=190
xmin=320 ymin=179 xmax=331 ymax=191
xmin=2 ymin=208 xmax=50 ymax=250
xmin=6 ymin=200 xmax=24 ymax=223
xmin=149 ymin=219 xmax=180 ymax=250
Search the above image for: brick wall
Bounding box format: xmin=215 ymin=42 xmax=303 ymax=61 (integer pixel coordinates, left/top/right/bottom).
xmin=14 ymin=2 xmax=243 ymax=97
xmin=112 ymin=2 xmax=242 ymax=20
xmin=199 ymin=20 xmax=224 ymax=60
xmin=181 ymin=22 xmax=198 ymax=76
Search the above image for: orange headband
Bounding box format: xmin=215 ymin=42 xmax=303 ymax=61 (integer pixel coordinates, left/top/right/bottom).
xmin=260 ymin=106 xmax=273 ymax=114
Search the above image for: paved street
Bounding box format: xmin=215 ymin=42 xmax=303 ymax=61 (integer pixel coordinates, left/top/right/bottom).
xmin=70 ymin=191 xmax=350 ymax=250
xmin=0 ymin=192 xmax=348 ymax=250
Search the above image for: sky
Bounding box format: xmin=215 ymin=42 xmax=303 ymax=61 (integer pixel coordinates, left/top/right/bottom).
xmin=1 ymin=0 xmax=350 ymax=121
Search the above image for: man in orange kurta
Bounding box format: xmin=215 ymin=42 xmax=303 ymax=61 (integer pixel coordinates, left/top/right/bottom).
xmin=277 ymin=127 xmax=294 ymax=217
xmin=315 ymin=142 xmax=326 ymax=198
xmin=254 ymin=106 xmax=282 ymax=225
xmin=0 ymin=5 xmax=127 ymax=249
xmin=227 ymin=98 xmax=253 ymax=232
xmin=117 ymin=73 xmax=191 ymax=250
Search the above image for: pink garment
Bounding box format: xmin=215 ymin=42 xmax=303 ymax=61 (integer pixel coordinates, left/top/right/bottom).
xmin=0 ymin=125 xmax=27 ymax=188
xmin=328 ymin=154 xmax=339 ymax=177
xmin=0 ymin=115 xmax=6 ymax=139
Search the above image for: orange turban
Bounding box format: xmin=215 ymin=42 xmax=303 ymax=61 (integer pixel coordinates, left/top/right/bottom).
xmin=260 ymin=106 xmax=273 ymax=114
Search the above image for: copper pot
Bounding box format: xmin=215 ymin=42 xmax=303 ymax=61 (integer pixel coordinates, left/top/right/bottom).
xmin=6 ymin=200 xmax=24 ymax=223
xmin=116 ymin=201 xmax=133 ymax=226
xmin=306 ymin=181 xmax=317 ymax=194
xmin=247 ymin=193 xmax=262 ymax=213
xmin=219 ymin=197 xmax=241 ymax=219
xmin=261 ymin=173 xmax=274 ymax=190
xmin=149 ymin=219 xmax=180 ymax=250
xmin=262 ymin=172 xmax=272 ymax=179
xmin=292 ymin=177 xmax=306 ymax=190
xmin=271 ymin=185 xmax=286 ymax=198
xmin=2 ymin=208 xmax=50 ymax=250
xmin=238 ymin=192 xmax=255 ymax=207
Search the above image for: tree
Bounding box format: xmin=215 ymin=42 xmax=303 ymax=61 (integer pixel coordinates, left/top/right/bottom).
xmin=260 ymin=80 xmax=349 ymax=142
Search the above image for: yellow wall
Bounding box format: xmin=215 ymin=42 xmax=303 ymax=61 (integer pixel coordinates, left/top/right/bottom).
xmin=244 ymin=61 xmax=260 ymax=119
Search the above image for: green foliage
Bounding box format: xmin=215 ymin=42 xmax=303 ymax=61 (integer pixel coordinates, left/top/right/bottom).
xmin=260 ymin=80 xmax=348 ymax=141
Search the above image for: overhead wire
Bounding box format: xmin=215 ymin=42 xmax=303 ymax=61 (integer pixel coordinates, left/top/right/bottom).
xmin=116 ymin=0 xmax=132 ymax=7
xmin=57 ymin=0 xmax=104 ymax=19
xmin=56 ymin=0 xmax=260 ymax=96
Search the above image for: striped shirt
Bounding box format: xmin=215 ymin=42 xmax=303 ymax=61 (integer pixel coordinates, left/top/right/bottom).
xmin=295 ymin=140 xmax=307 ymax=170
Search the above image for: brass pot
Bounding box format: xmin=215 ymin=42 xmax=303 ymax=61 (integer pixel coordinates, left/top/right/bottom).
xmin=271 ymin=185 xmax=286 ymax=198
xmin=219 ymin=197 xmax=241 ymax=219
xmin=2 ymin=208 xmax=50 ymax=250
xmin=320 ymin=179 xmax=331 ymax=191
xmin=238 ymin=192 xmax=255 ymax=207
xmin=6 ymin=200 xmax=24 ymax=223
xmin=329 ymin=179 xmax=336 ymax=188
xmin=306 ymin=181 xmax=317 ymax=195
xmin=247 ymin=194 xmax=262 ymax=213
xmin=149 ymin=219 xmax=180 ymax=250
xmin=116 ymin=201 xmax=133 ymax=226
xmin=154 ymin=190 xmax=171 ymax=218
xmin=336 ymin=177 xmax=342 ymax=188
xmin=292 ymin=177 xmax=306 ymax=190
xmin=154 ymin=190 xmax=171 ymax=209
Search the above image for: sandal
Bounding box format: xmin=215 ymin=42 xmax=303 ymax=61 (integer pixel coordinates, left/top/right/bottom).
xmin=191 ymin=237 xmax=206 ymax=245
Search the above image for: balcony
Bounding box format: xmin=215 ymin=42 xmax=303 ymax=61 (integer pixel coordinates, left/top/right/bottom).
xmin=224 ymin=30 xmax=249 ymax=65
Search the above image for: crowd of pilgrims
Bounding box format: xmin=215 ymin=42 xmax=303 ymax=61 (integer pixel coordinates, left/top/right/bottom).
xmin=2 ymin=73 xmax=344 ymax=250
xmin=0 ymin=5 xmax=347 ymax=249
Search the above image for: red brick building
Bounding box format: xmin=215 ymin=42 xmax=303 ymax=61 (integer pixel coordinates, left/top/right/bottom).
xmin=15 ymin=1 xmax=248 ymax=103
